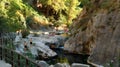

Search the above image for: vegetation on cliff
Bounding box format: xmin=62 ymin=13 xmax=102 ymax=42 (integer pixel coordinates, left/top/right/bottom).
xmin=0 ymin=0 xmax=82 ymax=32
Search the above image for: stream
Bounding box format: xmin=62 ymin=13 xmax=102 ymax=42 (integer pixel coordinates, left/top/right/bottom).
xmin=13 ymin=30 xmax=90 ymax=66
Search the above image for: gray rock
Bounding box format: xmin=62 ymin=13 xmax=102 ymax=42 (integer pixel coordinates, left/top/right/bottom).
xmin=64 ymin=1 xmax=120 ymax=66
xmin=54 ymin=63 xmax=70 ymax=67
xmin=72 ymin=63 xmax=90 ymax=67
xmin=38 ymin=61 xmax=49 ymax=67
xmin=0 ymin=60 xmax=11 ymax=67
xmin=62 ymin=63 xmax=70 ymax=67
xmin=54 ymin=63 xmax=63 ymax=67
xmin=49 ymin=65 xmax=54 ymax=67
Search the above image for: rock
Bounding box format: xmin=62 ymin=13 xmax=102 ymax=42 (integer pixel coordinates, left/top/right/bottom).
xmin=54 ymin=63 xmax=63 ymax=67
xmin=14 ymin=32 xmax=22 ymax=43
xmin=54 ymin=63 xmax=70 ymax=67
xmin=49 ymin=65 xmax=54 ymax=67
xmin=29 ymin=46 xmax=38 ymax=56
xmin=37 ymin=61 xmax=49 ymax=67
xmin=0 ymin=60 xmax=11 ymax=67
xmin=62 ymin=63 xmax=70 ymax=67
xmin=44 ymin=32 xmax=49 ymax=35
xmin=71 ymin=63 xmax=90 ymax=67
xmin=88 ymin=62 xmax=104 ymax=67
xmin=28 ymin=34 xmax=66 ymax=48
xmin=35 ymin=42 xmax=57 ymax=57
xmin=64 ymin=0 xmax=120 ymax=66
xmin=88 ymin=10 xmax=120 ymax=67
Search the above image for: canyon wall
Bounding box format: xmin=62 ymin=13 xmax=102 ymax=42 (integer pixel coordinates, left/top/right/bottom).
xmin=64 ymin=0 xmax=120 ymax=66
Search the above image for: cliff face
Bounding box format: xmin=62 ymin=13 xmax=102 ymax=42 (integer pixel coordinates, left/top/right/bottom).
xmin=64 ymin=0 xmax=120 ymax=66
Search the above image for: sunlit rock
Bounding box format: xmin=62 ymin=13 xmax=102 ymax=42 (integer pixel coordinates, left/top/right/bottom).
xmin=37 ymin=61 xmax=49 ymax=67
xmin=72 ymin=63 xmax=90 ymax=67
xmin=34 ymin=42 xmax=57 ymax=57
xmin=0 ymin=60 xmax=11 ymax=67
xmin=65 ymin=0 xmax=120 ymax=66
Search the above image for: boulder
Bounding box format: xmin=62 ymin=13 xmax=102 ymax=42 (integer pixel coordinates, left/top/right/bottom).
xmin=54 ymin=63 xmax=70 ymax=67
xmin=64 ymin=0 xmax=120 ymax=66
xmin=71 ymin=63 xmax=90 ymax=67
xmin=37 ymin=61 xmax=49 ymax=67
xmin=54 ymin=63 xmax=63 ymax=67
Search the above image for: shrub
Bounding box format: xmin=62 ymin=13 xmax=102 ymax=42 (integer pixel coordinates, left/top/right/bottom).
xmin=100 ymin=0 xmax=112 ymax=9
xmin=21 ymin=29 xmax=30 ymax=38
xmin=33 ymin=33 xmax=39 ymax=37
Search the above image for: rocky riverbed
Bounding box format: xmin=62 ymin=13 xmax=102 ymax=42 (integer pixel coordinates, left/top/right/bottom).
xmin=0 ymin=30 xmax=103 ymax=67
xmin=13 ymin=30 xmax=94 ymax=67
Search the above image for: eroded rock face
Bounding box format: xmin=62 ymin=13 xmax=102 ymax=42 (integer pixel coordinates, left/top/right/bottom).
xmin=88 ymin=10 xmax=120 ymax=66
xmin=64 ymin=0 xmax=120 ymax=66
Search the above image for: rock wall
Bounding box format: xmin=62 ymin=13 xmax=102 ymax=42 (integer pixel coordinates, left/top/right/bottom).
xmin=64 ymin=0 xmax=120 ymax=66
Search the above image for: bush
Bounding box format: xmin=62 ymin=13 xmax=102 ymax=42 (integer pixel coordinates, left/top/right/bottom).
xmin=80 ymin=0 xmax=91 ymax=6
xmin=21 ymin=29 xmax=30 ymax=38
xmin=100 ymin=0 xmax=111 ymax=9
xmin=33 ymin=33 xmax=39 ymax=37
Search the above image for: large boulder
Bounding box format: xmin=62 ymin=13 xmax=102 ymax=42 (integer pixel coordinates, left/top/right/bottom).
xmin=64 ymin=0 xmax=120 ymax=66
xmin=54 ymin=63 xmax=63 ymax=67
xmin=0 ymin=60 xmax=11 ymax=67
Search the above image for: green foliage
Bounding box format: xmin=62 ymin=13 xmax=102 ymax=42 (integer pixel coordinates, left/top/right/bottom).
xmin=80 ymin=0 xmax=91 ymax=6
xmin=65 ymin=0 xmax=82 ymax=26
xmin=0 ymin=0 xmax=25 ymax=31
xmin=6 ymin=41 xmax=15 ymax=49
xmin=100 ymin=0 xmax=112 ymax=9
xmin=33 ymin=33 xmax=39 ymax=37
xmin=0 ymin=0 xmax=47 ymax=31
xmin=0 ymin=0 xmax=82 ymax=31
xmin=0 ymin=16 xmax=8 ymax=31
xmin=23 ymin=50 xmax=35 ymax=60
xmin=21 ymin=29 xmax=30 ymax=38
xmin=39 ymin=0 xmax=67 ymax=12
xmin=57 ymin=57 xmax=69 ymax=63
xmin=38 ymin=0 xmax=82 ymax=27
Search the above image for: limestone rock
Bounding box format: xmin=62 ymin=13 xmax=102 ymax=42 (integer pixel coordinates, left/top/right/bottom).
xmin=37 ymin=61 xmax=49 ymax=67
xmin=54 ymin=63 xmax=63 ymax=67
xmin=54 ymin=63 xmax=70 ymax=67
xmin=64 ymin=0 xmax=120 ymax=66
xmin=71 ymin=63 xmax=90 ymax=67
xmin=0 ymin=60 xmax=11 ymax=67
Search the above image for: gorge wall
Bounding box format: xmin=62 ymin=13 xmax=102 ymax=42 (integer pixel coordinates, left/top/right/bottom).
xmin=64 ymin=0 xmax=120 ymax=66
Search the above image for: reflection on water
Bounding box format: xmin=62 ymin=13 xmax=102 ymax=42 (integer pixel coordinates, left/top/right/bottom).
xmin=36 ymin=48 xmax=90 ymax=65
